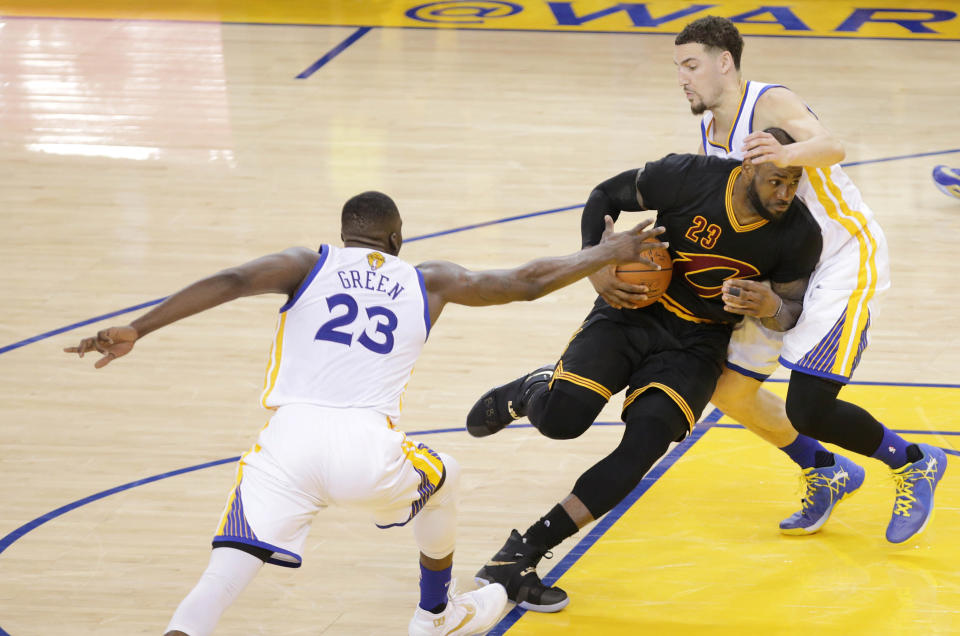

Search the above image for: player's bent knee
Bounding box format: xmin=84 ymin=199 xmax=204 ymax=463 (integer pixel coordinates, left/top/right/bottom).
xmin=784 ymin=391 xmax=819 ymax=437
xmin=432 ymin=452 xmax=460 ymax=505
xmin=535 ymin=385 xmax=604 ymax=440
xmin=413 ymin=454 xmax=458 ymax=559
xmin=711 ymin=367 xmax=762 ymax=414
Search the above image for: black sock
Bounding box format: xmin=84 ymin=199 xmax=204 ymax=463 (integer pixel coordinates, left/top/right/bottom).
xmin=906 ymin=443 xmax=922 ymax=463
xmin=523 ymin=504 xmax=578 ymax=550
xmin=814 ymin=450 xmax=835 ymax=468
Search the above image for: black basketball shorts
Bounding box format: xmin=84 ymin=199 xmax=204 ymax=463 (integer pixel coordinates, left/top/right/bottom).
xmin=551 ymin=302 xmax=732 ymax=433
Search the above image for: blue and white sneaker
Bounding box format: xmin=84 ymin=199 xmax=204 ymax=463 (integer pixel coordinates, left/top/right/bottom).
xmin=780 ymin=454 xmax=866 ymax=535
xmin=932 ymin=165 xmax=960 ymax=200
xmin=886 ymin=443 xmax=948 ymax=544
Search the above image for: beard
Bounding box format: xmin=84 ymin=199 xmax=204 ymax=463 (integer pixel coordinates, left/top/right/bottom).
xmin=747 ymin=180 xmax=787 ymax=223
xmin=689 ymin=100 xmax=707 ymax=115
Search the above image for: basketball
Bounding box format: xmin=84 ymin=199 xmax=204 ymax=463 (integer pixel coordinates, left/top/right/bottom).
xmin=615 ymin=241 xmax=673 ymax=308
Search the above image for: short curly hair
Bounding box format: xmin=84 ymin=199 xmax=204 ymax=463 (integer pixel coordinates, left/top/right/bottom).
xmin=341 ymin=191 xmax=400 ymax=235
xmin=675 ymin=16 xmax=744 ymax=70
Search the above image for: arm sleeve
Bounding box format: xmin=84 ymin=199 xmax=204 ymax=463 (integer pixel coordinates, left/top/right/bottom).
xmin=580 ymin=169 xmax=643 ymax=248
xmin=634 ymin=153 xmax=696 ymax=213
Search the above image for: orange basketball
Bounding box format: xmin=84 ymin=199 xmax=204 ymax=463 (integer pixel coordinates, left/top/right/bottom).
xmin=614 ymin=241 xmax=672 ymax=308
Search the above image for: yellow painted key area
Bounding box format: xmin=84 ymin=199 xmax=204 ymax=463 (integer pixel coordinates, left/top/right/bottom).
xmin=507 ymin=384 xmax=960 ymax=635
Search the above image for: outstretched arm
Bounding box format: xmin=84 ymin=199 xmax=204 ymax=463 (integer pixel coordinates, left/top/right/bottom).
xmin=419 ymin=216 xmax=666 ymax=325
xmin=745 ymin=87 xmax=845 ymax=168
xmin=64 ymin=247 xmax=320 ymax=367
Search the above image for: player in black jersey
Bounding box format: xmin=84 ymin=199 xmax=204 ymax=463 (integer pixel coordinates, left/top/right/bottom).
xmin=464 ymin=128 xmax=821 ymax=612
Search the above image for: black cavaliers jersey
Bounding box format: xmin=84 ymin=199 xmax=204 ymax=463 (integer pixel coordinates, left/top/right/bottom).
xmin=635 ymin=153 xmax=821 ymax=324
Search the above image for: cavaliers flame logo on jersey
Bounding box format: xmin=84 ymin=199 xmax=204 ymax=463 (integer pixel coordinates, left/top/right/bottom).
xmin=672 ymin=252 xmax=761 ymax=298
xmin=367 ymin=252 xmax=385 ymax=271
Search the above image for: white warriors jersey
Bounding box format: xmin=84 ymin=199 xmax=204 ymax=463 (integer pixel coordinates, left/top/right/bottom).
xmin=700 ymin=80 xmax=879 ymax=264
xmin=260 ymin=245 xmax=431 ymax=421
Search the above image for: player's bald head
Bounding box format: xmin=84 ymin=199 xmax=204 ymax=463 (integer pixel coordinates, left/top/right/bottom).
xmin=340 ymin=191 xmax=403 ymax=254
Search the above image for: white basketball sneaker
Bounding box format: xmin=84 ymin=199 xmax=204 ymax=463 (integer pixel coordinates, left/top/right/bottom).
xmin=408 ymin=581 xmax=508 ymax=636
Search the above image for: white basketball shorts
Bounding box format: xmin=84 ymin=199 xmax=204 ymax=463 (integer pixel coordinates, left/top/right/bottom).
xmin=726 ymin=217 xmax=890 ymax=383
xmin=212 ymin=403 xmax=446 ymax=567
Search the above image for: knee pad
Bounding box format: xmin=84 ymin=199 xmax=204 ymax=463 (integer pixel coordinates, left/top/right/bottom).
xmin=415 ymin=452 xmax=459 ymax=559
xmin=165 ymin=548 xmax=263 ymax=636
xmin=622 ymin=391 xmax=689 ymax=444
xmin=784 ymin=373 xmax=838 ymax=438
xmin=785 ymin=392 xmax=819 ymax=437
xmin=533 ymin=383 xmax=606 ymax=440
xmin=785 ymin=370 xmax=844 ymax=439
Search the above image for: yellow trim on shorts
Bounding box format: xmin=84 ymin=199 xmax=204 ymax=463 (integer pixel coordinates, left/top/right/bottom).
xmin=215 ymin=420 xmax=270 ymax=535
xmin=551 ymin=320 xmax=590 ymax=391
xmin=559 ymin=319 xmax=589 ymax=354
xmin=623 ymin=382 xmax=696 ymax=431
xmin=401 ymin=435 xmax=445 ymax=485
xmin=259 ymin=312 xmax=287 ymax=408
xmin=658 ymin=293 xmax=715 ymax=324
xmin=215 ymin=447 xmax=251 ymax=536
xmin=805 ymin=168 xmax=878 ymax=377
xmin=822 ymin=172 xmax=878 ymax=377
xmin=553 ymin=360 xmax=612 ymax=400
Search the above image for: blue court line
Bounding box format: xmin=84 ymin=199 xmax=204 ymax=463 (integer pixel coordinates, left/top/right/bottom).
xmin=842 ymin=147 xmax=960 ymax=167
xmin=0 ymin=456 xmax=237 ymax=557
xmin=0 ymin=205 xmax=583 ymax=356
xmin=0 ymin=411 xmax=955 ymax=635
xmin=489 ymin=409 xmax=959 ymax=633
xmin=1 ymin=14 xmax=959 ymax=43
xmin=295 ymin=26 xmax=372 ymax=79
xmin=404 ymin=204 xmax=584 ymax=242
xmin=763 ymin=377 xmax=960 ymax=389
xmin=4 ymin=413 xmax=948 ymax=562
xmin=0 ymin=422 xmax=630 ymax=559
xmin=6 ymin=419 xmax=950 ymax=563
xmin=707 ymin=421 xmax=960 ymax=438
xmin=326 ymin=24 xmax=960 ymax=44
xmin=488 ymin=407 xmax=724 ymax=634
xmin=5 ymin=136 xmax=960 ymax=362
xmin=0 ymin=17 xmax=953 ymax=630
xmin=0 ymin=298 xmax=166 ymax=355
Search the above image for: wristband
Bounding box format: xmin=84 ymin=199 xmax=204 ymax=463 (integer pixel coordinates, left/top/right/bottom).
xmin=772 ymin=297 xmax=783 ymax=319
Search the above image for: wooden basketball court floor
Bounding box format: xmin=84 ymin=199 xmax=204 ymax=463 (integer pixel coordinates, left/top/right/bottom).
xmin=1 ymin=1 xmax=958 ymax=634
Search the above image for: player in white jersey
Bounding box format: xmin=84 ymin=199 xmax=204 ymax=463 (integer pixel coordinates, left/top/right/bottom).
xmin=65 ymin=191 xmax=666 ymax=635
xmin=592 ymin=16 xmax=947 ymax=544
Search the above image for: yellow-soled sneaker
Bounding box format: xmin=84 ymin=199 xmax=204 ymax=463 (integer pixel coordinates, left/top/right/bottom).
xmin=886 ymin=443 xmax=948 ymax=544
xmin=780 ymin=454 xmax=865 ymax=535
